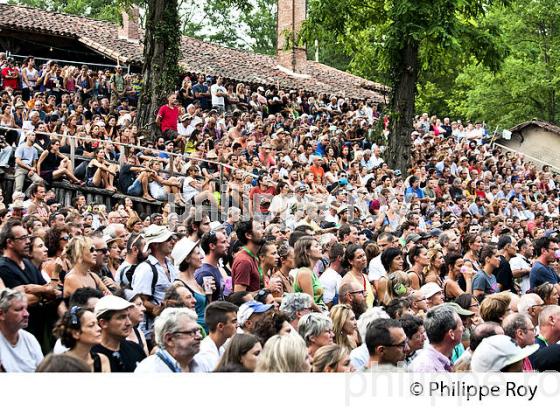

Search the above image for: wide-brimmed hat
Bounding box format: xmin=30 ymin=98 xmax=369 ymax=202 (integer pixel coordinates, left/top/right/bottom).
xmin=143 ymin=224 xmax=174 ymax=252
xmin=171 ymin=238 xmax=199 ymax=268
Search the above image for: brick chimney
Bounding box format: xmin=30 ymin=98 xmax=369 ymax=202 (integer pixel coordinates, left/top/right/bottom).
xmin=276 ymin=0 xmax=307 ymax=72
xmin=118 ymin=6 xmax=140 ymax=44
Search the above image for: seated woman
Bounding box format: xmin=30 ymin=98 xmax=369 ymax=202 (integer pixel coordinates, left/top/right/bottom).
xmin=63 ymin=236 xmax=110 ymax=299
xmin=142 ymin=159 xmax=185 ymax=204
xmin=86 ymin=148 xmax=119 ymax=191
xmin=53 ymin=306 xmax=111 ymax=372
xmin=182 ymin=165 xmax=219 ymax=208
xmin=37 ymin=136 xmax=83 ymax=185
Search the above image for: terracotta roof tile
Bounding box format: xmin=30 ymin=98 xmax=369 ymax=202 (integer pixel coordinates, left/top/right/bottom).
xmin=0 ymin=4 xmax=388 ymax=101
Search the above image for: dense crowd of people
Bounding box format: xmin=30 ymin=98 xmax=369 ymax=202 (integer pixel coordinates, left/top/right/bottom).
xmin=1 ymin=52 xmax=560 ymax=373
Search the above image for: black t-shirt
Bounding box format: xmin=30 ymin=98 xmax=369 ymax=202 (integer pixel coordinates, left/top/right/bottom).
xmin=494 ymin=255 xmax=514 ymax=292
xmin=119 ymin=164 xmax=137 ymax=192
xmin=92 ymin=340 xmax=146 ymax=372
xmin=0 ymin=256 xmax=46 ymax=288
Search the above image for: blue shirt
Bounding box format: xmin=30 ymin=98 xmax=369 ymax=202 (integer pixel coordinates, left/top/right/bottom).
xmin=530 ymin=261 xmax=559 ymax=289
xmin=195 ymin=262 xmax=224 ymax=301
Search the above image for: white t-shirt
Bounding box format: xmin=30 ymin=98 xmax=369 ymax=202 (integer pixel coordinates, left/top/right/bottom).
xmin=368 ymin=255 xmax=387 ymax=282
xmin=319 ymin=268 xmax=342 ymax=304
xmin=211 ymin=84 xmax=226 ymax=107
xmin=192 ymin=336 xmax=224 ymax=373
xmin=510 ymin=254 xmax=531 ymax=294
xmin=0 ymin=330 xmax=43 ymax=372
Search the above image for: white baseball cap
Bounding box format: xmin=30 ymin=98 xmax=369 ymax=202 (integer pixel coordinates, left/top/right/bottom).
xmin=94 ymin=295 xmax=133 ymax=318
xmin=420 ymin=282 xmax=443 ymax=299
xmin=471 ymin=335 xmax=539 ymax=372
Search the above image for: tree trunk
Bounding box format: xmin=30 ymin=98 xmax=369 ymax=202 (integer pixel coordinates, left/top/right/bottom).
xmin=385 ymin=41 xmax=419 ymax=175
xmin=136 ymin=0 xmax=181 ymax=141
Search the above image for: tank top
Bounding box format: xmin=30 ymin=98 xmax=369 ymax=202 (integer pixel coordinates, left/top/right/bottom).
xmin=41 ymin=151 xmax=61 ymax=172
xmin=22 ymin=67 xmax=38 ymax=88
xmin=174 ymin=279 xmax=207 ymax=331
xmin=65 ymin=76 xmax=76 ymax=92
xmin=91 ymin=351 xmax=102 ymax=373
xmin=293 ymin=267 xmax=326 ymax=308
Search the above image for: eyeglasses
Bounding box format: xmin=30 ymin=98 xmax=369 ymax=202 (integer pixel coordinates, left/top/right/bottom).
xmin=96 ymin=248 xmax=109 ymax=254
xmin=60 ymin=235 xmax=70 ymax=241
xmin=530 ymin=303 xmax=545 ymax=309
xmin=385 ymin=338 xmax=409 ymax=349
xmin=173 ymin=328 xmax=201 ymax=337
xmin=349 ymin=290 xmax=365 ymax=296
xmin=11 ymin=235 xmax=30 ymax=241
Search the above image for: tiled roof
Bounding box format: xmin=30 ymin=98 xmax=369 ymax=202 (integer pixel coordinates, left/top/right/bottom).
xmin=0 ymin=4 xmax=388 ymax=101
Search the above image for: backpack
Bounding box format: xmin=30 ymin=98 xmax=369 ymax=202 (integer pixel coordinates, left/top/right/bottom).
xmin=121 ymin=261 xmax=159 ymax=301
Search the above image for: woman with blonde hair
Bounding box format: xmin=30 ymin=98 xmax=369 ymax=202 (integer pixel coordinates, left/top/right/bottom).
xmin=330 ymin=304 xmax=360 ymax=350
xmin=63 ymin=236 xmax=110 ymax=298
xmin=425 ymin=248 xmax=445 ymax=286
xmin=312 ymin=344 xmax=352 ymax=373
xmin=382 ymin=270 xmax=411 ymax=306
xmin=255 ymin=334 xmax=311 ymax=373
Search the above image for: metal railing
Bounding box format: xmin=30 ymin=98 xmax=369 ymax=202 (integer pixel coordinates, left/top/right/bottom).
xmin=0 ymin=125 xmax=259 ymax=182
xmin=5 ymin=51 xmax=131 ymax=73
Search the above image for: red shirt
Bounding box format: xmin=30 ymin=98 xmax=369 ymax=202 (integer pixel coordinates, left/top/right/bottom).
xmin=157 ymin=104 xmax=179 ymax=132
xmin=249 ymin=186 xmax=275 ymax=214
xmin=2 ymin=67 xmax=18 ymax=90
xmin=231 ymin=249 xmax=261 ymax=292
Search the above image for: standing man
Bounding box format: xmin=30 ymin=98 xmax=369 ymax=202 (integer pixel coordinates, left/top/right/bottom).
xmin=92 ymin=295 xmax=146 ymax=372
xmin=210 ymin=76 xmax=227 ymax=113
xmin=131 ymin=225 xmax=177 ymax=342
xmin=192 ymin=74 xmax=211 ymax=110
xmin=193 ymin=301 xmax=238 ymax=372
xmin=156 ymin=93 xmax=180 ymax=142
xmin=135 ymin=308 xmax=201 ymax=373
xmin=502 ymin=313 xmax=537 ymax=371
xmin=109 ymin=66 xmax=126 ymax=108
xmin=232 ymin=220 xmax=265 ymax=292
xmin=494 ymin=235 xmax=518 ymax=292
xmin=409 ymin=306 xmax=464 ymax=372
xmin=195 ymin=231 xmax=229 ymax=301
xmin=365 ymin=318 xmax=409 ymax=370
xmin=14 ymin=132 xmax=43 ymax=193
xmin=510 ymin=239 xmax=534 ymax=294
xmin=529 ymin=237 xmax=560 ymax=292
xmin=0 ymin=289 xmax=43 ymax=372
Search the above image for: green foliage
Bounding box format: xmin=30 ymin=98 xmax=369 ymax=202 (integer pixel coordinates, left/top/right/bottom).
xmin=178 ymin=0 xmax=274 ymax=55
xmin=449 ymin=0 xmax=560 ymax=128
xmin=9 ymin=0 xmax=121 ymax=22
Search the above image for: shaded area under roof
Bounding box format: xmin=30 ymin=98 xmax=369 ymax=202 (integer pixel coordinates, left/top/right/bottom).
xmin=0 ymin=3 xmax=388 ymax=102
